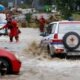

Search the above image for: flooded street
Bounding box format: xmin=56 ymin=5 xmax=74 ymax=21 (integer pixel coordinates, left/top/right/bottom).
xmin=0 ymin=28 xmax=80 ymax=80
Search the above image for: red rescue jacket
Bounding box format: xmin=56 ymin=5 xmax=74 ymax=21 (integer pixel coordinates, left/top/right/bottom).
xmin=3 ymin=20 xmax=19 ymax=37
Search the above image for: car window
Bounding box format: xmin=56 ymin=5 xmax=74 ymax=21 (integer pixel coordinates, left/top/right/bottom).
xmin=46 ymin=23 xmax=56 ymax=34
xmin=59 ymin=22 xmax=80 ymax=34
xmin=46 ymin=24 xmax=53 ymax=34
xmin=51 ymin=23 xmax=57 ymax=33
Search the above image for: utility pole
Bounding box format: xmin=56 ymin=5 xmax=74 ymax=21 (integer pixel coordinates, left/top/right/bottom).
xmin=14 ymin=0 xmax=17 ymax=8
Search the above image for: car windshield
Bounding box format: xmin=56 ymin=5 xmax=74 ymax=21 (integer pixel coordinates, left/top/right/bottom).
xmin=59 ymin=22 xmax=80 ymax=34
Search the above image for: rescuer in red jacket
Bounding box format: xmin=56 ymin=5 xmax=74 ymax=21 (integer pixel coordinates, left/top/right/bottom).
xmin=39 ymin=16 xmax=46 ymax=33
xmin=0 ymin=20 xmax=20 ymax=42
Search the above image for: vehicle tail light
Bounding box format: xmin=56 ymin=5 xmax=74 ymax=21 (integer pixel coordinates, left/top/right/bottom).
xmin=52 ymin=34 xmax=63 ymax=43
xmin=54 ymin=34 xmax=58 ymax=39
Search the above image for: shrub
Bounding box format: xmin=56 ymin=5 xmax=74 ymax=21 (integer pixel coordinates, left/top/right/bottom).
xmin=21 ymin=20 xmax=27 ymax=28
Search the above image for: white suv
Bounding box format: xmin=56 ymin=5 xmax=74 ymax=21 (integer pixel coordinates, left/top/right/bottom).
xmin=41 ymin=21 xmax=80 ymax=57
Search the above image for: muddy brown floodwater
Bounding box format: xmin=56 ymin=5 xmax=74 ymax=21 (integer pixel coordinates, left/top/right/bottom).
xmin=0 ymin=28 xmax=80 ymax=80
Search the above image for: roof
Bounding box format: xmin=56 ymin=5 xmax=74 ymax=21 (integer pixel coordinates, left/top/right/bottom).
xmin=50 ymin=20 xmax=80 ymax=24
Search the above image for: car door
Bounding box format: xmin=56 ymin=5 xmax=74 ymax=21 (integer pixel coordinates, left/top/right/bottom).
xmin=42 ymin=23 xmax=57 ymax=45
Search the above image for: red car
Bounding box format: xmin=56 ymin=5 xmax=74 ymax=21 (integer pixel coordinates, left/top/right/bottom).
xmin=0 ymin=48 xmax=21 ymax=75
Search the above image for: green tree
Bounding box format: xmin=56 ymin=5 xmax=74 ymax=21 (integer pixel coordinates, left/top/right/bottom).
xmin=0 ymin=0 xmax=8 ymax=7
xmin=55 ymin=0 xmax=71 ymax=19
xmin=55 ymin=0 xmax=80 ymax=19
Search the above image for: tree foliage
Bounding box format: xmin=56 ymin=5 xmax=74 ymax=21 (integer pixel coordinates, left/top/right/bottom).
xmin=55 ymin=0 xmax=80 ymax=19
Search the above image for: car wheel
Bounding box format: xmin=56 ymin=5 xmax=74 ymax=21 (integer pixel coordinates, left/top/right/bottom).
xmin=0 ymin=58 xmax=11 ymax=75
xmin=63 ymin=32 xmax=80 ymax=50
xmin=47 ymin=45 xmax=55 ymax=58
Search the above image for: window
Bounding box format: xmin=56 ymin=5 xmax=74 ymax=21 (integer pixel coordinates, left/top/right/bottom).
xmin=59 ymin=22 xmax=80 ymax=34
xmin=51 ymin=23 xmax=57 ymax=33
xmin=46 ymin=23 xmax=57 ymax=34
xmin=46 ymin=24 xmax=53 ymax=34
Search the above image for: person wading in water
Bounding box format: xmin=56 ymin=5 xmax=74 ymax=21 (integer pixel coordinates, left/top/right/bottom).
xmin=0 ymin=19 xmax=21 ymax=42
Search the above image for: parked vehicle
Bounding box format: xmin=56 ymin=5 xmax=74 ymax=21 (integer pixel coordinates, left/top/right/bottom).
xmin=0 ymin=21 xmax=8 ymax=36
xmin=0 ymin=13 xmax=8 ymax=36
xmin=41 ymin=21 xmax=80 ymax=57
xmin=0 ymin=48 xmax=21 ymax=75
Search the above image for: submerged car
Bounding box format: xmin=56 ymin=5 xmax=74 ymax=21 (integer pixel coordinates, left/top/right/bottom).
xmin=0 ymin=48 xmax=21 ymax=75
xmin=41 ymin=21 xmax=80 ymax=57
